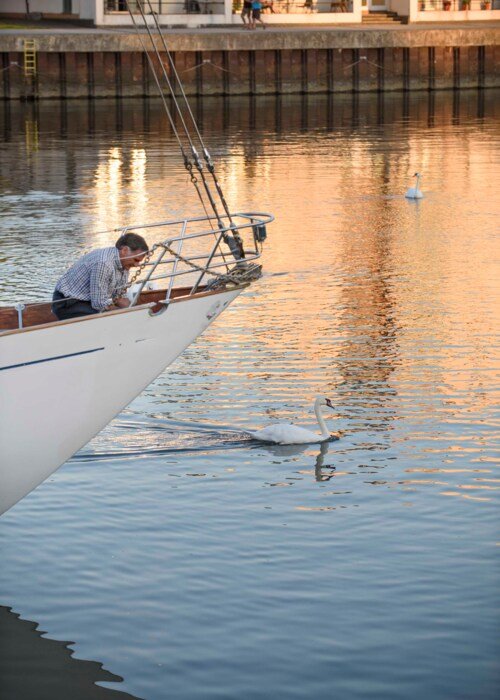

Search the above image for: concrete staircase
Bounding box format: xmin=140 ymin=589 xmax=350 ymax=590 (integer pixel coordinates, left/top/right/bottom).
xmin=362 ymin=11 xmax=407 ymax=24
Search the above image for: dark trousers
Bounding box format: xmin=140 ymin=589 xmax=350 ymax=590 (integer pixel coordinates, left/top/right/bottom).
xmin=52 ymin=290 xmax=99 ymax=321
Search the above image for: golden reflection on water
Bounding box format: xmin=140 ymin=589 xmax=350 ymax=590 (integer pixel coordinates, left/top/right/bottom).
xmin=2 ymin=93 xmax=499 ymax=508
xmin=75 ymin=94 xmax=500 ymax=508
xmin=405 ymin=468 xmax=492 ymax=473
xmin=441 ymin=492 xmax=491 ymax=502
xmin=93 ymin=147 xmax=123 ymax=247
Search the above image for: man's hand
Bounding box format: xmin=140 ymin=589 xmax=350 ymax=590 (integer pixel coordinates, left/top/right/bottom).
xmin=114 ymin=297 xmax=131 ymax=309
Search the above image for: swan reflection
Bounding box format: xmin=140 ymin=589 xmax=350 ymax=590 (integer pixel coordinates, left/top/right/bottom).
xmin=255 ymin=439 xmax=337 ymax=482
xmin=315 ymin=441 xmax=337 ymax=482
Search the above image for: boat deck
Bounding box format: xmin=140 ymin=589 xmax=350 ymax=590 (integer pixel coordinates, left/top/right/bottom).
xmin=0 ymin=286 xmax=202 ymax=334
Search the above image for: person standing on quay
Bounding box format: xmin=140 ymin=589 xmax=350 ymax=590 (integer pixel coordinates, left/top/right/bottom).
xmin=241 ymin=0 xmax=253 ymax=27
xmin=250 ymin=0 xmax=266 ymax=29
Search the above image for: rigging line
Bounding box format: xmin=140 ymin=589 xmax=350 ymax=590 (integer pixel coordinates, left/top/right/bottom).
xmin=129 ymin=3 xmax=208 ymax=158
xmin=141 ymin=0 xmax=212 ymax=151
xmin=125 ymin=4 xmax=231 ymax=267
xmin=180 ymin=60 xmax=232 ymax=74
xmin=342 ymin=57 xmax=395 ymax=73
xmin=127 ymin=10 xmax=190 ymax=163
xmin=141 ymin=0 xmax=236 ymax=227
xmin=186 ymin=166 xmax=226 ymax=256
xmin=129 ymin=1 xmax=228 ymax=230
xmin=127 ymin=3 xmax=242 ymax=261
xmin=0 ymin=62 xmax=21 ymax=74
xmin=126 ymin=2 xmax=226 ymax=231
xmin=127 ymin=4 xmax=198 ymax=158
xmin=128 ymin=13 xmax=228 ymax=267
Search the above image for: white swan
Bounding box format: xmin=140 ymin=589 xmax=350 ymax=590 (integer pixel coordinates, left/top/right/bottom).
xmin=405 ymin=172 xmax=424 ymax=199
xmin=246 ymin=397 xmax=335 ymax=445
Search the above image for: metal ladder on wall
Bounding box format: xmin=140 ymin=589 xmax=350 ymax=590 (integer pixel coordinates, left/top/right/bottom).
xmin=23 ymin=39 xmax=37 ymax=78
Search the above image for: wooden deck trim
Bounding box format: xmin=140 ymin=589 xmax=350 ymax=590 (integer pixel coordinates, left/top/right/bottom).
xmin=0 ymin=284 xmax=247 ymax=339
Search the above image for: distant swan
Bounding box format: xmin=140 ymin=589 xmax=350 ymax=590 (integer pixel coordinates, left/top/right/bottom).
xmin=405 ymin=172 xmax=424 ymax=199
xmin=246 ymin=397 xmax=335 ymax=445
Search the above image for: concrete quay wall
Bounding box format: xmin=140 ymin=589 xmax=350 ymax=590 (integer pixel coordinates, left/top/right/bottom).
xmin=1 ymin=27 xmax=499 ymax=98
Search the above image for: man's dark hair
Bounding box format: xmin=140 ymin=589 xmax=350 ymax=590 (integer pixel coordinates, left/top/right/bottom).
xmin=115 ymin=233 xmax=149 ymax=253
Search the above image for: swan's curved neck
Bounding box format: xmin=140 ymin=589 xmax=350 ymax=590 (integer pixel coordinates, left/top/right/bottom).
xmin=415 ymin=174 xmax=421 ymax=188
xmin=314 ymin=400 xmax=330 ymax=437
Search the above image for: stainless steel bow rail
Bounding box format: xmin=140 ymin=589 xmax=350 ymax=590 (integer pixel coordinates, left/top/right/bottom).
xmin=119 ymin=211 xmax=274 ymax=307
xmin=4 ymin=212 xmax=271 ymax=331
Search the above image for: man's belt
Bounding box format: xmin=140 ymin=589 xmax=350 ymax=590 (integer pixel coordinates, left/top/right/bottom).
xmin=53 ymin=290 xmax=79 ymax=308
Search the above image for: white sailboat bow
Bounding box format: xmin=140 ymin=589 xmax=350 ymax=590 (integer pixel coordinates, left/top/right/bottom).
xmin=0 ymin=0 xmax=273 ymax=515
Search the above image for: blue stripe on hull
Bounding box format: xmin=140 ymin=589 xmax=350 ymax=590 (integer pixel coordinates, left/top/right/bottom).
xmin=0 ymin=347 xmax=105 ymax=372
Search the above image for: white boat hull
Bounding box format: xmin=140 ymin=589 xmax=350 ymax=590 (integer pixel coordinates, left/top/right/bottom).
xmin=0 ymin=288 xmax=241 ymax=515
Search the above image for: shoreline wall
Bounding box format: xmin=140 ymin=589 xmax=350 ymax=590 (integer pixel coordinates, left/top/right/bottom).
xmin=1 ymin=28 xmax=499 ymax=98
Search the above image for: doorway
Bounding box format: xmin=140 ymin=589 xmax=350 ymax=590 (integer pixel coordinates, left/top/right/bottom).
xmin=361 ymin=0 xmax=388 ymax=10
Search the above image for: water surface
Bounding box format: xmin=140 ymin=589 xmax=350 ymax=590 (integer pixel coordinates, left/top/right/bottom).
xmin=0 ymin=92 xmax=499 ymax=699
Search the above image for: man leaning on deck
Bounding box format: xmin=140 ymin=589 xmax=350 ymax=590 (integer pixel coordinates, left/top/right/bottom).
xmin=52 ymin=233 xmax=149 ymax=321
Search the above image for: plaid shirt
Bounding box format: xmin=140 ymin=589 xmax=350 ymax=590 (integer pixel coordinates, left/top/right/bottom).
xmin=56 ymin=247 xmax=129 ymax=312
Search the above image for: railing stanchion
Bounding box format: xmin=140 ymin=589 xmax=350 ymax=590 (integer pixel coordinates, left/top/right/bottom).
xmin=15 ymin=303 xmax=25 ymax=329
xmin=166 ymin=220 xmax=188 ymax=303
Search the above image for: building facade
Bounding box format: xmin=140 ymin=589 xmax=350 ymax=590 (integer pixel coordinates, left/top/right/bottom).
xmin=2 ymin=0 xmax=500 ymax=25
